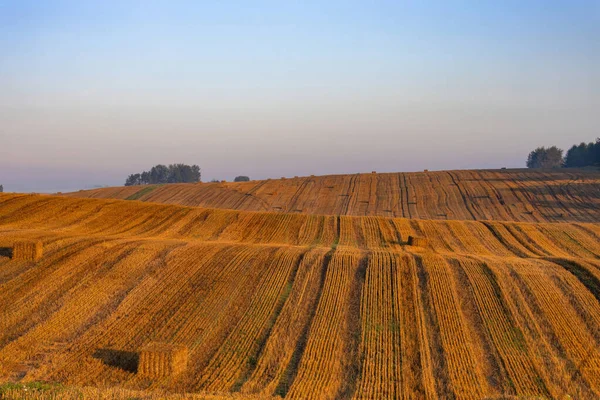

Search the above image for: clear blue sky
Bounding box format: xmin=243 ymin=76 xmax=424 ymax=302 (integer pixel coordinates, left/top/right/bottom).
xmin=1 ymin=1 xmax=598 ymax=192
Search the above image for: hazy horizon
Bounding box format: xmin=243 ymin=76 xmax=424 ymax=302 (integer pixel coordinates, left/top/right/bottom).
xmin=2 ymin=1 xmax=599 ymax=193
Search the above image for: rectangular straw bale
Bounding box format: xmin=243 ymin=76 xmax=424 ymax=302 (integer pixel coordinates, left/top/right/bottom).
xmin=12 ymin=240 xmax=43 ymax=261
xmin=407 ymin=235 xmax=429 ymax=247
xmin=138 ymin=343 xmax=188 ymax=378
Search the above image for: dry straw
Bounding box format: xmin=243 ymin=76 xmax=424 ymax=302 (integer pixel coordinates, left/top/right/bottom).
xmin=138 ymin=342 xmax=188 ymax=378
xmin=12 ymin=240 xmax=43 ymax=261
xmin=407 ymin=235 xmax=429 ymax=247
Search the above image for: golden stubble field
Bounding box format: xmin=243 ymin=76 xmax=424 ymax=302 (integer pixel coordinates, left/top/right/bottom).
xmin=1 ymin=169 xmax=600 ymax=399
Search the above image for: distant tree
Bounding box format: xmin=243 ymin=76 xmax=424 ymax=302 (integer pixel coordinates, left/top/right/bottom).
xmin=166 ymin=164 xmax=201 ymax=183
xmin=124 ymin=163 xmax=201 ymax=186
xmin=140 ymin=171 xmax=151 ymax=185
xmin=150 ymin=164 xmax=170 ymax=184
xmin=526 ymin=146 xmax=563 ymax=168
xmin=124 ymin=173 xmax=141 ymax=186
xmin=0 ymin=184 xmax=3 ymax=192
xmin=191 ymin=165 xmax=201 ymax=182
xmin=564 ymin=141 xmax=598 ymax=168
xmin=526 ymin=148 xmax=541 ymax=168
xmin=542 ymin=146 xmax=564 ymax=168
xmin=565 ymin=143 xmax=585 ymax=168
xmin=210 ymin=179 xmax=220 ymax=183
xmin=167 ymin=164 xmax=182 ymax=183
xmin=586 ymin=142 xmax=596 ymax=166
xmin=234 ymin=176 xmax=250 ymax=182
xmin=564 ymin=145 xmax=578 ymax=168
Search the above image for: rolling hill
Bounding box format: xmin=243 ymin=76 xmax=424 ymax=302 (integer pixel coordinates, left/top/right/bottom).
xmin=1 ymin=169 xmax=600 ymax=399
xmin=67 ymin=169 xmax=600 ymax=223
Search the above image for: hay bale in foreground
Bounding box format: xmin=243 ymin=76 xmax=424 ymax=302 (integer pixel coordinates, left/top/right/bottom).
xmin=408 ymin=236 xmax=429 ymax=247
xmin=12 ymin=240 xmax=43 ymax=261
xmin=138 ymin=343 xmax=188 ymax=378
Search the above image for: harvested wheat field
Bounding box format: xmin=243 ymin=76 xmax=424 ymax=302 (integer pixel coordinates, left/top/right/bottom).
xmin=2 ymin=169 xmax=600 ymax=399
xmin=67 ymin=169 xmax=600 ymax=222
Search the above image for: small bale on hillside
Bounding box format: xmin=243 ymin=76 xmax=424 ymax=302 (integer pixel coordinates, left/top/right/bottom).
xmin=138 ymin=343 xmax=188 ymax=378
xmin=12 ymin=240 xmax=43 ymax=261
xmin=372 ymin=171 xmax=376 ymax=174
xmin=408 ymin=236 xmax=429 ymax=247
xmin=424 ymin=169 xmax=429 ymax=172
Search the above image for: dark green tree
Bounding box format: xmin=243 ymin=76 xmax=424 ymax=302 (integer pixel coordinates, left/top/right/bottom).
xmin=166 ymin=164 xmax=201 ymax=183
xmin=140 ymin=171 xmax=151 ymax=185
xmin=526 ymin=148 xmax=542 ymax=168
xmin=124 ymin=174 xmax=141 ymax=186
xmin=191 ymin=165 xmax=201 ymax=182
xmin=565 ymin=141 xmax=598 ymax=168
xmin=168 ymin=164 xmax=183 ymax=183
xmin=234 ymin=176 xmax=250 ymax=182
xmin=150 ymin=165 xmax=170 ymax=184
xmin=526 ymin=146 xmax=563 ymax=168
xmin=125 ymin=163 xmax=201 ymax=186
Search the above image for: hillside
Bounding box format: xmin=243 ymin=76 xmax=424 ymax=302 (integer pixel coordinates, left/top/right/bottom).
xmin=0 ymin=188 xmax=600 ymax=398
xmin=66 ymin=169 xmax=600 ymax=223
xmin=2 ymin=177 xmax=600 ymax=399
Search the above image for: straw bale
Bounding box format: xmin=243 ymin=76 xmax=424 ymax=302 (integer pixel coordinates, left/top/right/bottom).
xmin=407 ymin=236 xmax=429 ymax=247
xmin=12 ymin=240 xmax=43 ymax=261
xmin=138 ymin=343 xmax=188 ymax=378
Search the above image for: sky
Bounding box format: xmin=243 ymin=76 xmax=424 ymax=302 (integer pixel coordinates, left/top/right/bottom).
xmin=1 ymin=0 xmax=599 ymax=192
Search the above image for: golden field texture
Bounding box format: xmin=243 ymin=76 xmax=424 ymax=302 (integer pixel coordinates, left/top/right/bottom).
xmin=1 ymin=169 xmax=600 ymax=399
xmin=67 ymin=169 xmax=600 ymax=222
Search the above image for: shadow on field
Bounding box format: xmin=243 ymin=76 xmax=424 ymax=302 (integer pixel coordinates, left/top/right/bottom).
xmin=0 ymin=247 xmax=12 ymax=258
xmin=93 ymin=348 xmax=139 ymax=373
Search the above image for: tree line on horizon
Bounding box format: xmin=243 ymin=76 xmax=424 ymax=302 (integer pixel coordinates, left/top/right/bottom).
xmin=120 ymin=139 xmax=600 ymax=188
xmin=526 ymin=138 xmax=600 ymax=169
xmin=125 ymin=164 xmax=201 ymax=186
